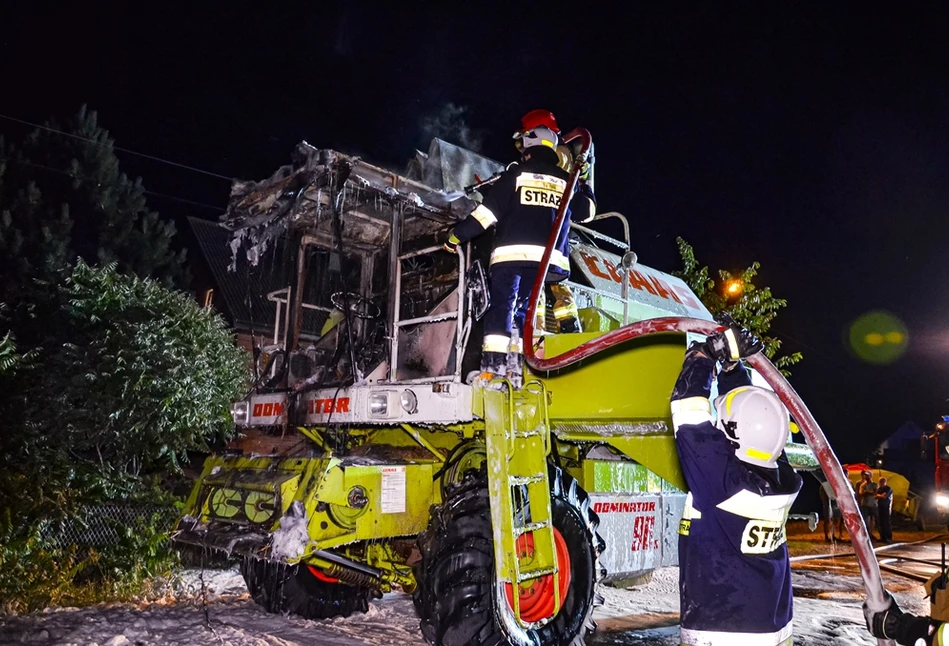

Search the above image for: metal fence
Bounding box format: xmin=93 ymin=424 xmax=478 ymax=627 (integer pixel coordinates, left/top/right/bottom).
xmin=40 ymin=503 xmax=179 ymax=549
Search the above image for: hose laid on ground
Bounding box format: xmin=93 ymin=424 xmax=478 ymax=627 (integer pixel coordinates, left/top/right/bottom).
xmin=522 ymin=128 xmax=892 ymax=645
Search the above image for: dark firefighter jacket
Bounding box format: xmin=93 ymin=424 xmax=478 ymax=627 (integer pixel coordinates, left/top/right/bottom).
xmin=670 ymin=351 xmax=802 ymax=646
xmin=451 ymin=147 xmax=595 ymax=279
xmin=548 ymin=180 xmax=595 ymax=282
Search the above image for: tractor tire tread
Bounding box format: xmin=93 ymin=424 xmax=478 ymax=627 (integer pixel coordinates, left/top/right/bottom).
xmin=414 ymin=465 xmax=604 ymax=646
xmin=240 ymin=556 xmax=379 ymax=620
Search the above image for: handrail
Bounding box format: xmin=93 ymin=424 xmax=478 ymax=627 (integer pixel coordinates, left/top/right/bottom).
xmin=267 ymin=287 xmax=335 ymax=346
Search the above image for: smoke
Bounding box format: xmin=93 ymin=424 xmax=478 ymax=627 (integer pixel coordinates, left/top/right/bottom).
xmin=419 ymin=103 xmax=485 ymax=152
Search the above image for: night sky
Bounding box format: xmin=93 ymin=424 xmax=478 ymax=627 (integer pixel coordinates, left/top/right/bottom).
xmin=4 ymin=5 xmax=949 ymax=460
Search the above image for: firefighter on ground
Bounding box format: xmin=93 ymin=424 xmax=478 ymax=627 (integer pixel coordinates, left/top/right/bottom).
xmin=671 ymin=317 xmax=803 ymax=645
xmin=443 ymin=109 xmax=595 ymax=380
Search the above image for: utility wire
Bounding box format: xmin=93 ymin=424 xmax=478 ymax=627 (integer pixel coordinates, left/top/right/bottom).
xmin=0 ymin=156 xmax=223 ymax=211
xmin=141 ymin=189 xmax=222 ymax=211
xmin=0 ymin=113 xmax=234 ymax=181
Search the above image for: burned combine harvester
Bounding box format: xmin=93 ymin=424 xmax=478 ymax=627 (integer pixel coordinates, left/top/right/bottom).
xmin=175 ymin=138 xmax=815 ymax=645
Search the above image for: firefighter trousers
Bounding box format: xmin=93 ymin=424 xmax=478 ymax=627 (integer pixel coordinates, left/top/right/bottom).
xmin=481 ymin=264 xmax=536 ymax=374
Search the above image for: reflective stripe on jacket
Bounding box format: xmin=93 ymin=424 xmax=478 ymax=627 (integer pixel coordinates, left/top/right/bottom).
xmin=679 ymin=622 xmax=793 ymax=646
xmin=671 ymin=352 xmax=802 ymax=642
xmin=450 ymin=148 xmax=596 ymax=273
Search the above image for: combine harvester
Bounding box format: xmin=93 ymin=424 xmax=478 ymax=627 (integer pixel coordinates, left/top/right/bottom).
xmin=175 ymin=130 xmax=893 ymax=645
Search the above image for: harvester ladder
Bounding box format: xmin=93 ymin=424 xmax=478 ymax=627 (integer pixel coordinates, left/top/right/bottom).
xmin=484 ymin=379 xmax=560 ymax=627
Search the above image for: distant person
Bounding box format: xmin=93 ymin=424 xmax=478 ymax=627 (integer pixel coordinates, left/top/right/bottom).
xmin=671 ymin=317 xmax=802 ymax=645
xmin=818 ymin=474 xmax=845 ymax=542
xmin=876 ymin=476 xmax=894 ymax=543
xmin=858 ymin=470 xmax=879 ymax=537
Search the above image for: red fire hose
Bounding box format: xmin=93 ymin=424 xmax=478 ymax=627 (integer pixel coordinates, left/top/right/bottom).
xmin=522 ymin=130 xmax=893 ymax=644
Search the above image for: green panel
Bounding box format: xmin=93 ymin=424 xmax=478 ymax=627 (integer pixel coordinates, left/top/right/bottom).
xmin=182 ymin=455 xmax=313 ymax=527
xmin=534 ymin=331 xmax=687 ymax=423
xmin=345 ymin=463 xmax=435 ymax=540
xmin=577 ymin=307 xmax=620 ymax=332
xmin=785 ymin=441 xmax=819 ymax=470
xmin=601 ymin=434 xmax=687 ymax=492
xmin=580 ymin=459 xmax=667 ymax=494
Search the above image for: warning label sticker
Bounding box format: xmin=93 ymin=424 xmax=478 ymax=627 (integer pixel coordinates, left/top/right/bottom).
xmin=381 ymin=466 xmax=406 ymax=514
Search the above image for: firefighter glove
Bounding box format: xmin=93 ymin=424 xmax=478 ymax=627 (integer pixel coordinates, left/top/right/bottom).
xmin=575 ymin=181 xmax=595 ymax=200
xmin=862 ymin=591 xmax=902 ymax=640
xmin=864 ymin=596 xmax=933 ymax=644
xmin=704 ymin=315 xmax=763 ymax=363
xmin=579 ymin=161 xmax=592 ymax=182
xmin=443 ymin=233 xmax=461 ymax=254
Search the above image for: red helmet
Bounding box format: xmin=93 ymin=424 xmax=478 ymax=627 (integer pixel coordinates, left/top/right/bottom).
xmin=520 ymin=109 xmax=560 ymax=135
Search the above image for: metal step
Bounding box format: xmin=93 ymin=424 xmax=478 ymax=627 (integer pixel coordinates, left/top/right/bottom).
xmin=517 ymin=566 xmax=556 ymax=583
xmin=509 ymin=475 xmax=544 ymax=486
xmin=514 ymin=522 xmax=550 ymax=537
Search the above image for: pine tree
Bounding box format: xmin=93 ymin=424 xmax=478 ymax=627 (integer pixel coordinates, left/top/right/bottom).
xmin=0 ymin=105 xmax=187 ymax=302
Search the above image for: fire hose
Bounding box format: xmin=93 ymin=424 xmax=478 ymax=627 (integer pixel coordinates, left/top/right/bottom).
xmin=522 ymin=128 xmax=894 ymax=646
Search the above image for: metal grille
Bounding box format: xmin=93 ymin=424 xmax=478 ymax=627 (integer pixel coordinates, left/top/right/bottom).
xmin=41 ymin=503 xmax=178 ymax=548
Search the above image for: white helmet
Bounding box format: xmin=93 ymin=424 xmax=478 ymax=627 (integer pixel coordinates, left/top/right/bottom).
xmin=515 ymin=126 xmax=558 ymax=152
xmin=713 ymin=386 xmax=790 ymax=468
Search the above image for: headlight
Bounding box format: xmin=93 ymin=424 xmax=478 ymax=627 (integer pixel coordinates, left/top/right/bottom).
xmin=936 ymin=494 xmax=949 ymax=509
xmin=400 ymin=389 xmax=418 ymax=414
xmin=369 ymin=393 xmax=389 ymax=417
xmin=230 ymin=401 xmax=250 ymax=426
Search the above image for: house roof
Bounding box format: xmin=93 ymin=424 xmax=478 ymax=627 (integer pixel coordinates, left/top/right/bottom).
xmin=878 ymin=421 xmax=926 ymax=451
xmin=189 ymin=217 xmax=328 ymax=339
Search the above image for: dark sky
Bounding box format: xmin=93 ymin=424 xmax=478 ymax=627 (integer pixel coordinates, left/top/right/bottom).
xmin=3 ymin=5 xmax=949 ymax=460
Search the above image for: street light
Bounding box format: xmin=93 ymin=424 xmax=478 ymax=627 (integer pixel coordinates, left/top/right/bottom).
xmin=724 ymin=279 xmax=743 ymax=301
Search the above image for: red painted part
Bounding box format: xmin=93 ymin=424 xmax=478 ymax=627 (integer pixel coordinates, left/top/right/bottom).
xmin=307 ymin=565 xmax=339 ymax=584
xmin=935 ymin=437 xmax=949 ymax=492
xmin=521 ymin=109 xmax=561 ymax=134
xmin=504 ymin=528 xmax=572 ymax=623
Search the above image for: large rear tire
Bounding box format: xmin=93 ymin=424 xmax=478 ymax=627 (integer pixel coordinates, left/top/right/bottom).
xmin=240 ymin=557 xmax=379 ymax=620
xmin=414 ymin=466 xmax=604 ymax=646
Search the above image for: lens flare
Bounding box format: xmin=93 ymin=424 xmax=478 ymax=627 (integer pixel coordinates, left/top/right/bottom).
xmin=848 ymin=311 xmax=908 ymax=364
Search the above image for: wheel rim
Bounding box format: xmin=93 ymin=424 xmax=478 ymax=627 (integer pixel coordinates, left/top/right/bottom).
xmin=503 ymin=527 xmax=571 ymax=623
xmin=443 ymin=444 xmax=487 ymax=489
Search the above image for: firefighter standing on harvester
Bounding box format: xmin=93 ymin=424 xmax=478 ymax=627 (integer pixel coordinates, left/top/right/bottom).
xmin=443 ymin=109 xmax=594 ymax=382
xmin=671 ymin=318 xmax=803 ymax=645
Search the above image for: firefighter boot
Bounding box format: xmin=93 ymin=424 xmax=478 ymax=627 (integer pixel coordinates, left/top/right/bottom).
xmin=474 ymin=350 xmax=508 ymax=385
xmin=550 ymin=283 xmax=582 ymax=334
xmin=506 ymin=352 xmax=524 ymax=389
